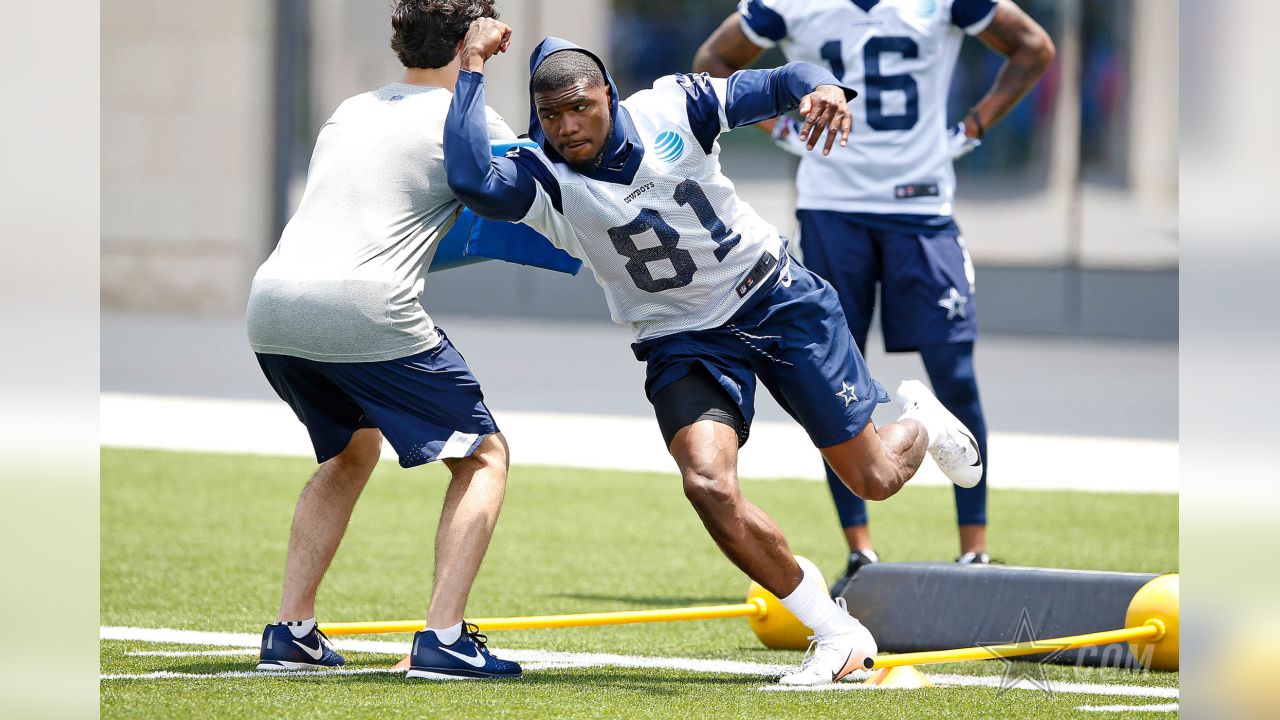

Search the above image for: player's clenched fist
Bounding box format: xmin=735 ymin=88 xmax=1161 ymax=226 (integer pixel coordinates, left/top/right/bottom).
xmin=461 ymin=17 xmax=512 ymax=70
xmin=796 ymin=85 xmax=851 ymax=156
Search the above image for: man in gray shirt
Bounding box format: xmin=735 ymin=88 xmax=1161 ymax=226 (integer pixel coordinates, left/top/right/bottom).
xmin=248 ymin=0 xmax=521 ymax=680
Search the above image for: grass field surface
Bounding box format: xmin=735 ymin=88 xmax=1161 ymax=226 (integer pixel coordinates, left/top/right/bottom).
xmin=101 ymin=448 xmax=1179 ymax=718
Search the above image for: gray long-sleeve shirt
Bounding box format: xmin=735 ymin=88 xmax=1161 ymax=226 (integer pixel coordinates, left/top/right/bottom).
xmin=247 ymin=82 xmax=514 ymax=363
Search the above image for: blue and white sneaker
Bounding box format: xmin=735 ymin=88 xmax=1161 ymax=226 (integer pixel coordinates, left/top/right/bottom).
xmin=256 ymin=623 xmax=345 ymax=670
xmin=406 ymin=623 xmax=522 ymax=680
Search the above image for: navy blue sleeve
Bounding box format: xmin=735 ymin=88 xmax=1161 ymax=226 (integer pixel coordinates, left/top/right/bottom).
xmin=508 ymin=148 xmax=562 ymax=214
xmin=675 ymin=74 xmax=723 ymax=154
xmin=737 ymin=0 xmax=787 ymax=44
xmin=722 ymin=62 xmax=856 ymax=129
xmin=444 ymin=70 xmax=547 ymax=222
xmin=951 ymin=0 xmax=997 ymax=30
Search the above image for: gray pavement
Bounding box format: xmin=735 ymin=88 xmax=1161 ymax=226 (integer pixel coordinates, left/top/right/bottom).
xmin=102 ymin=312 xmax=1176 ymax=440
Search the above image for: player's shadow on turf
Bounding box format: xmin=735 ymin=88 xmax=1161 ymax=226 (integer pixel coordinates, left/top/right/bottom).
xmin=556 ymin=592 xmax=742 ymax=607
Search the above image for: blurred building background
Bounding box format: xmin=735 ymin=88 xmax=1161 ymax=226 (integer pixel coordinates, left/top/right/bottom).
xmin=100 ymin=0 xmax=1178 ymax=492
xmin=102 ymin=0 xmax=1176 ymax=338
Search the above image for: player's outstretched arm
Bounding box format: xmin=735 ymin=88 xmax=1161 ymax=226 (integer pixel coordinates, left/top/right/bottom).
xmin=966 ymin=0 xmax=1056 ymax=138
xmin=718 ymin=63 xmax=855 ymax=155
xmin=444 ymin=18 xmax=539 ymax=222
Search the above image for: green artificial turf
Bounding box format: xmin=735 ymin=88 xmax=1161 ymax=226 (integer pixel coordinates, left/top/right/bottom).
xmin=101 ymin=447 xmax=1178 ymax=718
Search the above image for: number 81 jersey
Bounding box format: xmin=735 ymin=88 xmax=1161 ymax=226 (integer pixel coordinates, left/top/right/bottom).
xmin=738 ymin=0 xmax=997 ymax=216
xmin=514 ymin=74 xmax=785 ymax=342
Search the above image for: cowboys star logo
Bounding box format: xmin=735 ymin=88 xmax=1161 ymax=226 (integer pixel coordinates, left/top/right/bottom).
xmin=937 ymin=287 xmax=969 ymax=321
xmin=835 ymin=381 xmax=858 ymax=407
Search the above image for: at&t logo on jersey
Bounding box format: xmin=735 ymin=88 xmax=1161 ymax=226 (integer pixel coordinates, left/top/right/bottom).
xmin=654 ymin=131 xmax=685 ymax=164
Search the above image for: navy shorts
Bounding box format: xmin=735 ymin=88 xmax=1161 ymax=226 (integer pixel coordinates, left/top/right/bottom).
xmin=633 ymin=255 xmax=889 ymax=449
xmin=256 ymin=329 xmax=498 ymax=468
xmin=797 ymin=210 xmax=977 ymax=352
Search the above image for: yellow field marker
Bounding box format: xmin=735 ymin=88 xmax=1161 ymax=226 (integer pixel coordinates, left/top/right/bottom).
xmin=320 ymin=600 xmax=766 ymax=636
xmin=319 ymin=570 xmax=1179 ymax=670
xmin=866 ymin=620 xmax=1164 ymax=669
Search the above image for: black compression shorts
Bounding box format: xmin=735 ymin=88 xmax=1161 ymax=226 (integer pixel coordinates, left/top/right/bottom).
xmin=652 ymin=367 xmax=748 ymax=449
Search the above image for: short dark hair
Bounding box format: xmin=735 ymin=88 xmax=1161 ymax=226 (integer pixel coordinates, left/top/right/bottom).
xmin=531 ymin=50 xmax=607 ymax=94
xmin=390 ymin=0 xmax=497 ymax=69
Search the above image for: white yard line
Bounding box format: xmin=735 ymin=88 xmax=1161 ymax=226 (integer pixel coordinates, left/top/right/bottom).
xmin=101 ymin=625 xmax=790 ymax=677
xmin=927 ymin=673 xmax=1179 ymax=699
xmin=762 ymin=674 xmax=1179 ymax=698
xmin=102 ymin=625 xmax=1178 ymax=699
xmin=1076 ymin=703 xmax=1178 ymax=713
xmin=100 ymin=393 xmax=1177 ymax=493
xmin=127 ymin=649 xmax=259 ymax=658
xmin=103 ymin=668 xmax=400 ymax=681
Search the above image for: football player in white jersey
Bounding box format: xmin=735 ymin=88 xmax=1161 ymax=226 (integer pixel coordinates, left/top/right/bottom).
xmin=445 ymin=19 xmax=984 ymax=685
xmin=695 ymin=0 xmax=1053 ymax=586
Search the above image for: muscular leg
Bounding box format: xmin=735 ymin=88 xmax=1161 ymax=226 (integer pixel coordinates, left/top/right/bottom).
xmin=425 ymin=433 xmax=509 ymax=628
xmin=824 ymin=463 xmax=872 ymax=550
xmin=821 ymin=419 xmax=929 ymax=503
xmin=278 ymin=428 xmax=383 ymax=621
xmin=670 ymin=420 xmax=802 ymax=597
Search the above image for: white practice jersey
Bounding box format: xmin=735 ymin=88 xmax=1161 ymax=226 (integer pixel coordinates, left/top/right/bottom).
xmin=516 ymin=75 xmax=785 ymax=341
xmin=739 ymin=0 xmax=996 ymax=216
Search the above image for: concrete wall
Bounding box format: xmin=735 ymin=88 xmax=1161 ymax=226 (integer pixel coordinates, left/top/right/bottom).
xmin=101 ymin=0 xmax=274 ymax=312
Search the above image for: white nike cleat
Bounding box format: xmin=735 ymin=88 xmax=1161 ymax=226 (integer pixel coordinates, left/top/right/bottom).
xmin=778 ymin=616 xmax=877 ymax=686
xmin=896 ymin=379 xmax=983 ymax=489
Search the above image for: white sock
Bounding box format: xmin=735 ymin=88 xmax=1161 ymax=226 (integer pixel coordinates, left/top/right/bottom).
xmin=279 ymin=618 xmax=316 ymax=639
xmin=426 ymin=621 xmax=463 ymax=645
xmin=778 ymin=557 xmax=861 ymax=637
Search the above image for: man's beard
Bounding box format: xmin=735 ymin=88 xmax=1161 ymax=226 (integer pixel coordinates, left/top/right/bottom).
xmin=565 ymin=116 xmax=613 ymax=173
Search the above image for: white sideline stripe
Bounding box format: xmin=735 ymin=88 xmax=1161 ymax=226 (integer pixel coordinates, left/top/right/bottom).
xmin=127 ymin=649 xmax=258 ymax=657
xmin=103 ymin=627 xmax=267 ymax=648
xmin=1076 ymin=703 xmax=1178 ymax=713
xmin=101 ymin=393 xmax=1177 ymax=493
xmin=501 ymin=650 xmax=791 ymax=676
xmin=103 ymin=669 xmax=399 ymax=681
xmin=763 ymin=673 xmax=1178 ymax=698
xmin=102 ymin=626 xmax=1176 ymax=699
xmin=761 ymin=684 xmax=887 ymax=692
xmin=100 ymin=626 xmax=790 ymax=676
xmin=927 ymin=673 xmax=1179 ymax=698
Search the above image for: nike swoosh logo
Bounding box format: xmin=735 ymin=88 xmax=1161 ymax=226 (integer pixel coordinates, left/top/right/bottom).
xmin=440 ymin=645 xmax=488 ymax=668
xmin=832 ymin=648 xmax=855 ymax=681
xmin=292 ymin=637 xmax=324 ymax=661
xmin=966 ymin=435 xmax=981 ymax=467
